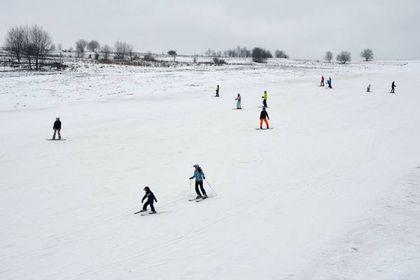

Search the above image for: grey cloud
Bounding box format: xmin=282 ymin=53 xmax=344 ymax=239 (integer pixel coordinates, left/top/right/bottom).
xmin=0 ymin=0 xmax=419 ymax=59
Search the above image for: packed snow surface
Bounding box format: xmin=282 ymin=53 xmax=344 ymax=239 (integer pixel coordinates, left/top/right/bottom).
xmin=1 ymin=60 xmax=419 ymax=279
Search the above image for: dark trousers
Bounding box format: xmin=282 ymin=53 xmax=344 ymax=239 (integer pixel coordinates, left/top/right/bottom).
xmin=391 ymin=87 xmax=395 ymax=93
xmin=195 ymin=181 xmax=206 ymax=196
xmin=143 ymin=200 xmax=155 ymax=212
xmin=263 ymin=99 xmax=267 ymax=107
xmin=53 ymin=129 xmax=61 ymax=140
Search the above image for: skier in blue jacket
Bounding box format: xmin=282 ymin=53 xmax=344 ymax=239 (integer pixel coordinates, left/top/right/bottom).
xmin=189 ymin=164 xmax=207 ymax=199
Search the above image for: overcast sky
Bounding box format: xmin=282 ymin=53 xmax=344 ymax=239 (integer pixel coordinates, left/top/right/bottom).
xmin=1 ymin=0 xmax=419 ymax=59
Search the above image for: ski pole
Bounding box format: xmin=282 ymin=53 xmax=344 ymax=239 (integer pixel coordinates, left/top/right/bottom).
xmin=189 ymin=179 xmax=192 ymax=195
xmin=204 ymin=179 xmax=218 ymax=197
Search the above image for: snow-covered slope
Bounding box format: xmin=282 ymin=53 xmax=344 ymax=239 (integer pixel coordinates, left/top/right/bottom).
xmin=0 ymin=60 xmax=419 ymax=279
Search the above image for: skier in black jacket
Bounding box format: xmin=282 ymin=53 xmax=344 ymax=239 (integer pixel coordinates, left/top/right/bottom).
xmin=391 ymin=81 xmax=396 ymax=93
xmin=140 ymin=186 xmax=157 ymax=213
xmin=259 ymin=107 xmax=270 ymax=129
xmin=52 ymin=117 xmax=62 ymax=140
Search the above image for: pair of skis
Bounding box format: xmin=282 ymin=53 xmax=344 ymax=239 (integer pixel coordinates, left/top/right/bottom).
xmin=134 ymin=210 xmax=157 ymax=216
xmin=188 ymin=197 xmax=208 ymax=202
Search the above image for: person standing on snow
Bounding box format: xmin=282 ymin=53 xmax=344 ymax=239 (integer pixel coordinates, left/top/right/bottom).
xmin=52 ymin=117 xmax=62 ymax=140
xmin=235 ymin=93 xmax=242 ymax=109
xmin=262 ymin=90 xmax=268 ymax=107
xmin=367 ymin=84 xmax=371 ymax=92
xmin=327 ymin=77 xmax=332 ymax=88
xmin=391 ymin=81 xmax=396 ymax=93
xmin=215 ymin=85 xmax=220 ymax=97
xmin=189 ymin=164 xmax=207 ymax=199
xmin=320 ymin=76 xmax=325 ymax=87
xmin=140 ymin=186 xmax=157 ymax=213
xmin=259 ymin=107 xmax=270 ymax=129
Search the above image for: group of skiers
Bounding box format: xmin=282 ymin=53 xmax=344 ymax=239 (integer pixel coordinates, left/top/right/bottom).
xmin=139 ymin=164 xmax=207 ymax=214
xmin=215 ymin=85 xmax=270 ymax=129
xmin=139 ymin=87 xmax=274 ymax=213
xmin=320 ymin=76 xmax=397 ymax=93
xmin=50 ymin=77 xmax=400 ymax=215
xmin=365 ymin=81 xmax=396 ymax=93
xmin=320 ymin=76 xmax=332 ymax=88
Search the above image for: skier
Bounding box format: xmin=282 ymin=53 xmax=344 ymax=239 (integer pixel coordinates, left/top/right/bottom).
xmin=391 ymin=81 xmax=396 ymax=93
xmin=262 ymin=90 xmax=268 ymax=107
xmin=140 ymin=186 xmax=157 ymax=213
xmin=215 ymin=85 xmax=220 ymax=97
xmin=235 ymin=93 xmax=242 ymax=109
xmin=367 ymin=84 xmax=371 ymax=92
xmin=259 ymin=107 xmax=270 ymax=129
xmin=52 ymin=117 xmax=62 ymax=140
xmin=189 ymin=164 xmax=207 ymax=199
xmin=327 ymin=77 xmax=332 ymax=88
xmin=320 ymin=76 xmax=325 ymax=87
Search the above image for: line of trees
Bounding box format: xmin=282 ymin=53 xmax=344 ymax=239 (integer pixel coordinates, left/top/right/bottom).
xmin=206 ymin=47 xmax=289 ymax=63
xmin=74 ymin=39 xmax=136 ymax=61
xmin=4 ymin=25 xmax=53 ymax=70
xmin=324 ymin=48 xmax=374 ymax=64
xmin=224 ymin=46 xmax=252 ymax=58
xmin=212 ymin=46 xmax=289 ymax=62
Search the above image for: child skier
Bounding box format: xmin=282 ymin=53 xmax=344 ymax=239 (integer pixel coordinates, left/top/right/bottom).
xmin=320 ymin=76 xmax=325 ymax=87
xmin=235 ymin=93 xmax=242 ymax=109
xmin=367 ymin=84 xmax=371 ymax=92
xmin=262 ymin=90 xmax=268 ymax=107
xmin=189 ymin=164 xmax=207 ymax=199
xmin=52 ymin=117 xmax=62 ymax=140
xmin=215 ymin=85 xmax=220 ymax=97
xmin=140 ymin=186 xmax=157 ymax=213
xmin=259 ymin=107 xmax=270 ymax=129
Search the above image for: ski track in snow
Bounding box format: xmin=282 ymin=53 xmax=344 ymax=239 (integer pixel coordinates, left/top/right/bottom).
xmin=0 ymin=60 xmax=419 ymax=280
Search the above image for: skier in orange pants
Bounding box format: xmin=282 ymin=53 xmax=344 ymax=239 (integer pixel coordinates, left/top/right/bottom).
xmin=259 ymin=107 xmax=270 ymax=129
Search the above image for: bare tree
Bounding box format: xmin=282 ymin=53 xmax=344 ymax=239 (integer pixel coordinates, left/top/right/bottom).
xmin=360 ymin=48 xmax=374 ymax=61
xmin=26 ymin=25 xmax=52 ymax=70
xmin=324 ymin=51 xmax=333 ymax=62
xmin=75 ymin=39 xmax=88 ymax=58
xmin=87 ymin=40 xmax=100 ymax=53
xmin=336 ymin=51 xmax=351 ymax=64
xmin=143 ymin=52 xmax=155 ymax=61
xmin=127 ymin=44 xmax=134 ymax=61
xmin=224 ymin=46 xmax=251 ymax=57
xmin=101 ymin=44 xmax=112 ymax=60
xmin=114 ymin=41 xmax=126 ymax=59
xmin=205 ymin=48 xmax=217 ymax=57
xmin=168 ymin=50 xmax=177 ymax=62
xmin=252 ymin=47 xmax=272 ymax=63
xmin=4 ymin=26 xmax=27 ymax=63
xmin=274 ymin=50 xmax=289 ymax=58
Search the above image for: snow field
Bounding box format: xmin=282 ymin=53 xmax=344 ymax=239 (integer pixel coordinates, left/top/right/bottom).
xmin=0 ymin=60 xmax=419 ymax=279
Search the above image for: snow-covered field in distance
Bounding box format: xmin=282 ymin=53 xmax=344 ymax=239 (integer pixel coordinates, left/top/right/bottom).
xmin=0 ymin=60 xmax=419 ymax=279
